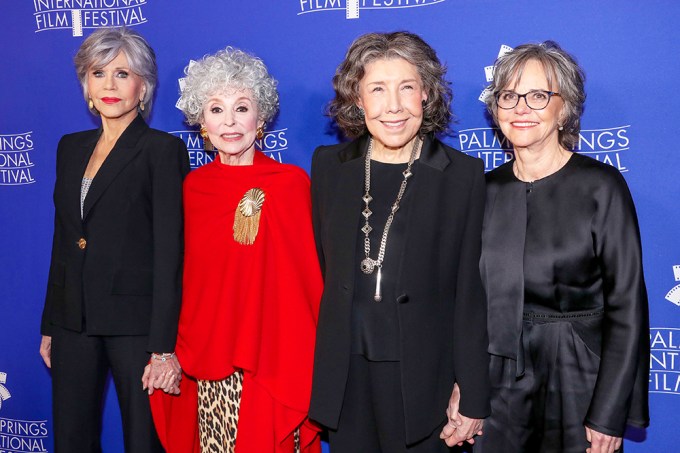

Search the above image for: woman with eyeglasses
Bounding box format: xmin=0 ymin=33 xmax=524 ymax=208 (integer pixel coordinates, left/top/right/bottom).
xmin=474 ymin=41 xmax=649 ymax=453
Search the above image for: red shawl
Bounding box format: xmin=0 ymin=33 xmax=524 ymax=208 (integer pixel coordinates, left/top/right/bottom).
xmin=150 ymin=151 xmax=323 ymax=453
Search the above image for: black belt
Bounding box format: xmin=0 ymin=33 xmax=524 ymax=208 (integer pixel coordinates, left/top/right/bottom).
xmin=523 ymin=309 xmax=604 ymax=321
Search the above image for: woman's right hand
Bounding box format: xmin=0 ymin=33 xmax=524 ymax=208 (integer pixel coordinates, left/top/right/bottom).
xmin=39 ymin=335 xmax=52 ymax=368
xmin=142 ymin=353 xmax=182 ymax=395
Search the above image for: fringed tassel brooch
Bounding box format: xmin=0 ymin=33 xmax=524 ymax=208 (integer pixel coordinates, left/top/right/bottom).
xmin=233 ymin=188 xmax=265 ymax=245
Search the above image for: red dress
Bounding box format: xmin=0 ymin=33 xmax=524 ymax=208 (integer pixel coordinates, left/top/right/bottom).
xmin=151 ymin=152 xmax=323 ymax=453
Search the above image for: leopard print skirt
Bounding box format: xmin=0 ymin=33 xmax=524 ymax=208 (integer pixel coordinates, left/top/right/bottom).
xmin=197 ymin=370 xmax=301 ymax=453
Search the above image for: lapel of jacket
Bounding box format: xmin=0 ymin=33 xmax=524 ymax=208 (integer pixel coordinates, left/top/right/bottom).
xmin=329 ymin=136 xmax=369 ymax=289
xmin=82 ymin=115 xmax=148 ymax=220
xmin=62 ymin=129 xmax=100 ymax=223
xmin=395 ymin=135 xmax=451 ymax=293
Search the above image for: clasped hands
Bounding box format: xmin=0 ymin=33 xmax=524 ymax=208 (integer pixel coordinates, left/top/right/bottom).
xmin=439 ymin=383 xmax=484 ymax=447
xmin=141 ymin=353 xmax=182 ymax=395
xmin=585 ymin=426 xmax=622 ymax=453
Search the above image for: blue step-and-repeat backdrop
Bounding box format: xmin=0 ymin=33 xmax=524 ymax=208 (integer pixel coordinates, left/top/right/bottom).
xmin=1 ymin=1 xmax=679 ymax=452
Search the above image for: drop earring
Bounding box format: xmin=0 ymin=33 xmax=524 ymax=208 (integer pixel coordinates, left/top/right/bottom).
xmin=256 ymin=126 xmax=264 ymax=140
xmin=88 ymin=98 xmax=94 ymax=110
xmin=200 ymin=126 xmax=214 ymax=151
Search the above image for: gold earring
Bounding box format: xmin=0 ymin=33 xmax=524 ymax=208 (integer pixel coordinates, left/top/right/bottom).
xmin=256 ymin=126 xmax=264 ymax=140
xmin=88 ymin=98 xmax=94 ymax=110
xmin=139 ymin=100 xmax=145 ymax=112
xmin=200 ymin=126 xmax=214 ymax=151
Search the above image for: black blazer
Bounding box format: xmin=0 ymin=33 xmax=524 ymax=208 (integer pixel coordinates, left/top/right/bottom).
xmin=41 ymin=115 xmax=190 ymax=352
xmin=309 ymin=134 xmax=491 ymax=444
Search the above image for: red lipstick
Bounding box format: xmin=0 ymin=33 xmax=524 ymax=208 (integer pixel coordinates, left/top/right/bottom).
xmin=101 ymin=97 xmax=121 ymax=104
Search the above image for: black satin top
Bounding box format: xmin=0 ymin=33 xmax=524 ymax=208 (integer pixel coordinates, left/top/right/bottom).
xmin=522 ymin=157 xmax=608 ymax=314
xmin=351 ymin=160 xmax=417 ymax=361
xmin=480 ymin=152 xmax=649 ymax=435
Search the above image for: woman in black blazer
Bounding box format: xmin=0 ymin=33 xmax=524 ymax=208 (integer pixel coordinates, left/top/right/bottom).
xmin=309 ymin=32 xmax=490 ymax=452
xmin=38 ymin=28 xmax=189 ymax=452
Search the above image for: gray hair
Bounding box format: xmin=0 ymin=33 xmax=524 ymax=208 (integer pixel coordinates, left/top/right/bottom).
xmin=74 ymin=27 xmax=157 ymax=117
xmin=484 ymin=41 xmax=586 ymax=150
xmin=329 ymin=31 xmax=452 ymax=138
xmin=177 ymin=47 xmax=279 ymax=126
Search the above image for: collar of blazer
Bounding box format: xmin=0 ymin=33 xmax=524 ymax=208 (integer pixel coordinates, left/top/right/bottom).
xmin=336 ymin=133 xmax=451 ymax=172
xmin=81 ymin=114 xmax=149 ymax=220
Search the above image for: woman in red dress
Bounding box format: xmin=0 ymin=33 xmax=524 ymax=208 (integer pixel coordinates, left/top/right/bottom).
xmin=150 ymin=47 xmax=323 ymax=453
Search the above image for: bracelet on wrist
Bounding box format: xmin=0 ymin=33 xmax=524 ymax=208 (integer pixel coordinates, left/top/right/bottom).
xmin=151 ymin=352 xmax=175 ymax=362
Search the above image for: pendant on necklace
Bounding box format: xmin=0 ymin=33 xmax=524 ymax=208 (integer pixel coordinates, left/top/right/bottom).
xmin=361 ymin=258 xmax=375 ymax=274
xmin=374 ymin=266 xmax=382 ymax=302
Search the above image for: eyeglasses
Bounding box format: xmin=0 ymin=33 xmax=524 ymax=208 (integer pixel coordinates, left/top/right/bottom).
xmin=495 ymin=90 xmax=561 ymax=110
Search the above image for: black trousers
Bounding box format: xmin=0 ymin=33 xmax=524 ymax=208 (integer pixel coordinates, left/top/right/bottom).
xmin=328 ymin=354 xmax=452 ymax=453
xmin=50 ymin=325 xmax=163 ymax=453
xmin=473 ymin=319 xmax=622 ymax=453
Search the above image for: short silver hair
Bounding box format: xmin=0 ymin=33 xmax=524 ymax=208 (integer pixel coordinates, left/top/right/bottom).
xmin=484 ymin=41 xmax=586 ymax=150
xmin=177 ymin=47 xmax=279 ymax=126
xmin=74 ymin=27 xmax=157 ymax=117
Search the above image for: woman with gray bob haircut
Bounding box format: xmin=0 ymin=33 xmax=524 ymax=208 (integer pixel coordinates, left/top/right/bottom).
xmin=149 ymin=47 xmax=323 ymax=453
xmin=40 ymin=27 xmax=190 ymax=452
xmin=476 ymin=41 xmax=649 ymax=453
xmin=483 ymin=41 xmax=586 ymax=151
xmin=74 ymin=27 xmax=158 ymax=116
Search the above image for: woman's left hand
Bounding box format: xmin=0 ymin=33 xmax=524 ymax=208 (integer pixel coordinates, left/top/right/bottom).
xmin=585 ymin=426 xmax=622 ymax=453
xmin=141 ymin=353 xmax=182 ymax=395
xmin=439 ymin=383 xmax=484 ymax=446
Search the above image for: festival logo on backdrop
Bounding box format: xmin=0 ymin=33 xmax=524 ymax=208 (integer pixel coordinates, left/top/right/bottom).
xmin=0 ymin=131 xmax=36 ymax=186
xmin=34 ymin=0 xmax=148 ymax=37
xmin=297 ymin=0 xmax=445 ymax=19
xmin=575 ymin=125 xmax=630 ymax=172
xmin=0 ymin=373 xmax=10 ymax=410
xmin=456 ymin=45 xmax=515 ymax=171
xmin=0 ymin=372 xmax=50 ymax=452
xmin=477 ymin=44 xmax=514 ymax=103
xmin=462 ymin=45 xmax=632 ymax=172
xmin=171 ymin=128 xmax=289 ymax=170
xmin=650 ymin=327 xmax=680 ymax=395
xmin=170 ymin=130 xmax=213 ymax=170
xmin=457 ymin=127 xmax=513 ymax=172
xmin=665 ymin=265 xmax=680 ymax=306
xmin=649 ymin=265 xmax=680 ymax=395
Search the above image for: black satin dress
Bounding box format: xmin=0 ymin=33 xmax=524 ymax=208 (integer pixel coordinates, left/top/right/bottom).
xmin=475 ymin=153 xmax=649 ymax=453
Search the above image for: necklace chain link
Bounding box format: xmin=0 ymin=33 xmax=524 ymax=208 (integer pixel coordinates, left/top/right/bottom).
xmin=360 ymin=137 xmax=421 ymax=285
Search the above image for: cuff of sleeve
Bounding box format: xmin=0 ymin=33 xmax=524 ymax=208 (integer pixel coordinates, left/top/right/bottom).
xmin=584 ymin=419 xmax=624 ymax=438
xmin=459 ymin=397 xmax=491 ymax=420
xmin=146 ymin=337 xmax=177 ymax=355
xmin=40 ymin=322 xmax=53 ymax=337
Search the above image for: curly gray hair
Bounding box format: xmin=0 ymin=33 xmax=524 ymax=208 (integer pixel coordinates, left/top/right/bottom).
xmin=178 ymin=47 xmax=279 ymax=126
xmin=484 ymin=41 xmax=586 ymax=150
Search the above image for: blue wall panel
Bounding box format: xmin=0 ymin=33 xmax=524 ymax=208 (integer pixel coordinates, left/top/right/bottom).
xmin=1 ymin=1 xmax=678 ymax=451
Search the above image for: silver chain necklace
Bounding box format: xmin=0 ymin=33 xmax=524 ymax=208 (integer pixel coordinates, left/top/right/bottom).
xmin=360 ymin=136 xmax=421 ymax=302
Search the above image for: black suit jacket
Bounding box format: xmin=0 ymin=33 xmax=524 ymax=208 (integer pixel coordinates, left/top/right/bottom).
xmin=309 ymin=135 xmax=491 ymax=443
xmin=41 ymin=115 xmax=190 ymax=352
